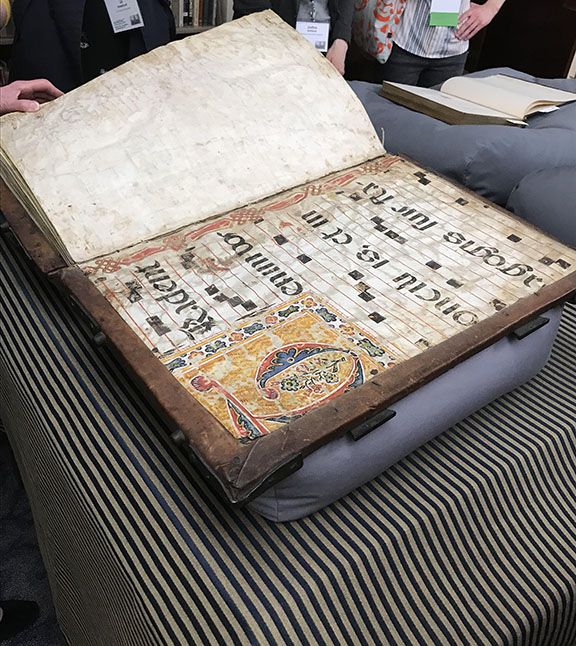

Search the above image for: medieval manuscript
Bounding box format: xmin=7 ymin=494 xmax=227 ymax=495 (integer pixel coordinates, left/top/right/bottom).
xmin=81 ymin=156 xmax=576 ymax=439
xmin=1 ymin=10 xmax=575 ymax=502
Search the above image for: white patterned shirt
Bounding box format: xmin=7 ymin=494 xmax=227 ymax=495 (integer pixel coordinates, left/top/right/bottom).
xmin=394 ymin=0 xmax=470 ymax=58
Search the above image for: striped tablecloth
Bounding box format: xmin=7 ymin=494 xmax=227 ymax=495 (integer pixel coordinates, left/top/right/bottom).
xmin=1 ymin=234 xmax=575 ymax=646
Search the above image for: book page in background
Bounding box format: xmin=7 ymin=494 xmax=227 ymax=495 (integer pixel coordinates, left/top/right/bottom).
xmin=439 ymin=75 xmax=576 ymax=119
xmin=384 ymin=82 xmax=524 ymax=122
xmin=0 ymin=11 xmax=383 ymax=265
xmin=475 ymin=75 xmax=576 ymax=103
xmin=440 ymin=76 xmax=530 ymax=118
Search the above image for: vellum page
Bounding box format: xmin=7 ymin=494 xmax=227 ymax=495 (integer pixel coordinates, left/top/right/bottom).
xmin=385 ymin=82 xmax=523 ymax=122
xmin=471 ymin=74 xmax=576 ymax=103
xmin=440 ymin=75 xmax=576 ymax=118
xmin=440 ymin=76 xmax=530 ymax=118
xmin=0 ymin=11 xmax=383 ymax=264
xmin=80 ymin=155 xmax=576 ymax=440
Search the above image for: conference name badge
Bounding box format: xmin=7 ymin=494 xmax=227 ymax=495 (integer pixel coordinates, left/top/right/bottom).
xmin=296 ymin=21 xmax=330 ymax=53
xmin=103 ymin=0 xmax=145 ymax=33
xmin=429 ymin=0 xmax=461 ymax=26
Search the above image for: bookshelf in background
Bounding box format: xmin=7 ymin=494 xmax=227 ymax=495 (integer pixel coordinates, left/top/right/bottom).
xmin=173 ymin=0 xmax=233 ymax=32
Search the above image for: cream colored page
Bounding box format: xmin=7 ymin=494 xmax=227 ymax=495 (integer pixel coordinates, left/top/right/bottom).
xmin=386 ymin=83 xmax=521 ymax=121
xmin=78 ymin=155 xmax=576 ymax=442
xmin=440 ymin=76 xmax=535 ymax=118
xmin=475 ymin=75 xmax=576 ymax=103
xmin=0 ymin=12 xmax=383 ymax=264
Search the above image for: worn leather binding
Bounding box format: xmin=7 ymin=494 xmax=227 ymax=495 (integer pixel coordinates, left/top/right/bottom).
xmin=2 ymin=170 xmax=575 ymax=506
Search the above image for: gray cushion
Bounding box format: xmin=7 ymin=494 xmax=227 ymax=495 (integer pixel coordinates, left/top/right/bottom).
xmin=248 ymin=68 xmax=574 ymax=522
xmin=350 ymin=68 xmax=576 ymax=205
xmin=507 ymin=165 xmax=576 ymax=248
xmin=249 ymin=306 xmax=562 ymax=521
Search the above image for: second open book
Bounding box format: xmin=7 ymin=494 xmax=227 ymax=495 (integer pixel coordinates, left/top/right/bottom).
xmin=380 ymin=73 xmax=576 ymax=126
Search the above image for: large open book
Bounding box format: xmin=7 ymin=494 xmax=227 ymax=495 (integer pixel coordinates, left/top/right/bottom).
xmin=379 ymin=74 xmax=576 ymax=126
xmin=2 ymin=12 xmax=575 ymax=504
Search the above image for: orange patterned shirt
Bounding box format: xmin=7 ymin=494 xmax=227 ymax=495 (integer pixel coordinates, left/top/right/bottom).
xmin=352 ymin=0 xmax=407 ymax=62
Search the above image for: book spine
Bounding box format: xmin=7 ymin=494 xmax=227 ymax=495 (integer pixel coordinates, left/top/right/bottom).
xmin=172 ymin=0 xmax=183 ymax=27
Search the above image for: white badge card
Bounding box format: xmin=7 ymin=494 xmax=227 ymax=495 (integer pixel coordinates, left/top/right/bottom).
xmin=103 ymin=0 xmax=145 ymax=33
xmin=429 ymin=0 xmax=461 ymax=26
xmin=296 ymin=21 xmax=330 ymax=53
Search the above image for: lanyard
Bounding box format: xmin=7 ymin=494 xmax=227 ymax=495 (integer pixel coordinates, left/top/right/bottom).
xmin=309 ymin=0 xmax=317 ymax=21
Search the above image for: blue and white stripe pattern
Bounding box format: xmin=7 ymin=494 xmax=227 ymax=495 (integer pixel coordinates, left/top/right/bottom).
xmin=1 ymin=233 xmax=575 ymax=646
xmin=394 ymin=0 xmax=469 ymax=58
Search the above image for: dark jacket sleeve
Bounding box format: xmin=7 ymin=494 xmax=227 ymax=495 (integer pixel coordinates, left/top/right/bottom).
xmin=328 ymin=0 xmax=354 ymax=43
xmin=10 ymin=0 xmax=174 ymax=91
xmin=235 ymin=0 xmax=299 ymax=30
xmin=233 ymin=0 xmax=350 ymax=45
xmin=139 ymin=0 xmax=175 ymax=49
xmin=9 ymin=0 xmax=84 ymax=91
xmin=233 ymin=0 xmax=273 ymax=19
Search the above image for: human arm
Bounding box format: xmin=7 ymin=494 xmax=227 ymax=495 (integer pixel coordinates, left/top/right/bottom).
xmin=0 ymin=79 xmax=63 ymax=115
xmin=455 ymin=0 xmax=505 ymax=41
xmin=326 ymin=0 xmax=353 ymax=75
xmin=326 ymin=38 xmax=348 ymax=75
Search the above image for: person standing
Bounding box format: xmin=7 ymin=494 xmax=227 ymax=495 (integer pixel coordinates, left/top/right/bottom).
xmin=352 ymin=0 xmax=505 ymax=87
xmin=379 ymin=0 xmax=505 ymax=86
xmin=234 ymin=0 xmax=354 ymax=75
xmin=8 ymin=0 xmax=176 ymax=92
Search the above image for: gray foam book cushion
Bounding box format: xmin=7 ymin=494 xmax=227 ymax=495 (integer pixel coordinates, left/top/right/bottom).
xmin=249 ymin=306 xmax=563 ymax=521
xmin=507 ymin=165 xmax=576 ymax=248
xmin=349 ymin=68 xmax=576 ymax=207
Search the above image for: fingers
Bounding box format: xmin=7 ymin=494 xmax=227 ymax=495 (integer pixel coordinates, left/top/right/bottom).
xmin=455 ymin=11 xmax=482 ymax=40
xmin=24 ymin=92 xmax=63 ymax=103
xmin=327 ymin=55 xmax=345 ymax=75
xmin=18 ymin=78 xmax=64 ymax=101
xmin=455 ymin=18 xmax=480 ymax=40
xmin=455 ymin=5 xmax=496 ymax=40
xmin=0 ymin=79 xmax=63 ymax=115
xmin=458 ymin=8 xmax=473 ymax=23
xmin=328 ymin=56 xmax=345 ymax=75
xmin=326 ymin=39 xmax=348 ymax=76
xmin=12 ymin=99 xmax=41 ymax=112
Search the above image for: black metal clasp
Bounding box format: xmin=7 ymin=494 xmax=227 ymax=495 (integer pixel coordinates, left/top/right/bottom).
xmin=349 ymin=408 xmax=396 ymax=441
xmin=511 ymin=316 xmax=550 ymax=340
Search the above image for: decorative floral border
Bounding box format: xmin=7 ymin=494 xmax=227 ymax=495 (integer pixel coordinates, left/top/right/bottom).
xmin=163 ymin=293 xmax=398 ymax=374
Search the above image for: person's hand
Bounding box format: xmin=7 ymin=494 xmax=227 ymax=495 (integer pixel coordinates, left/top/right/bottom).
xmin=0 ymin=79 xmax=64 ymax=115
xmin=455 ymin=2 xmax=499 ymax=41
xmin=326 ymin=38 xmax=348 ymax=76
